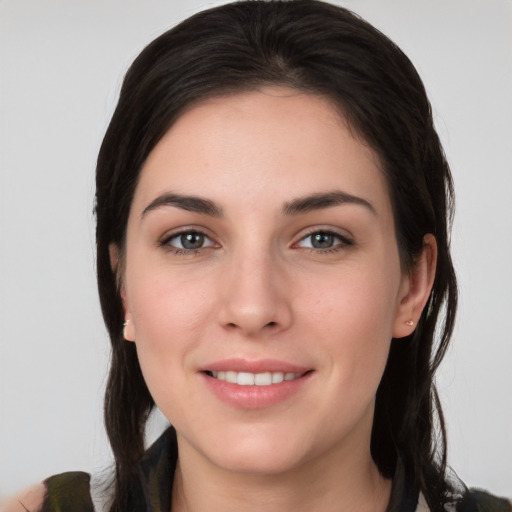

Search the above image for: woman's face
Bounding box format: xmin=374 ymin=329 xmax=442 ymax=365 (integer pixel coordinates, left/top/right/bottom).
xmin=120 ymin=87 xmax=420 ymax=475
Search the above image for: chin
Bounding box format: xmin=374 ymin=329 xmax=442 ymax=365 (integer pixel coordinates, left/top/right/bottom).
xmin=181 ymin=425 xmax=313 ymax=476
xmin=211 ymin=444 xmax=308 ymax=476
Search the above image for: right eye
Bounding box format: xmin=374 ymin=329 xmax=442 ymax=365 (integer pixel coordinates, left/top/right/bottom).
xmin=161 ymin=230 xmax=216 ymax=253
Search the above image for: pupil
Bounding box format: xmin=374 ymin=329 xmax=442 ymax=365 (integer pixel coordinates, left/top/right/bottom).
xmin=312 ymin=233 xmax=333 ymax=249
xmin=181 ymin=232 xmax=204 ymax=249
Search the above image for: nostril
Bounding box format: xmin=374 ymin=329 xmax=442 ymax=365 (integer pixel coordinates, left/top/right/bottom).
xmin=266 ymin=321 xmax=278 ymax=328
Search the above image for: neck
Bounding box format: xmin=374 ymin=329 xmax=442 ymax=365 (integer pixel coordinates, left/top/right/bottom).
xmin=171 ymin=431 xmax=391 ymax=512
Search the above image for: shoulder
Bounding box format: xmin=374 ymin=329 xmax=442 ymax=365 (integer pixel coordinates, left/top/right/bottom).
xmin=0 ymin=472 xmax=95 ymax=512
xmin=462 ymin=488 xmax=512 ymax=512
xmin=43 ymin=471 xmax=94 ymax=511
xmin=0 ymin=483 xmax=46 ymax=512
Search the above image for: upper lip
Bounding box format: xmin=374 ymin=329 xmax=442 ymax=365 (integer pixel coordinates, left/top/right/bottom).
xmin=200 ymin=358 xmax=312 ymax=374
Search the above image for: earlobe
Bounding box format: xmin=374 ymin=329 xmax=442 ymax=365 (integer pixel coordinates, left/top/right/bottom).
xmin=123 ymin=317 xmax=136 ymax=342
xmin=393 ymin=234 xmax=437 ymax=338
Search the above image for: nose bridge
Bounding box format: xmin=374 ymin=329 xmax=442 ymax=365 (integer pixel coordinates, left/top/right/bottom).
xmin=218 ymin=239 xmax=291 ymax=335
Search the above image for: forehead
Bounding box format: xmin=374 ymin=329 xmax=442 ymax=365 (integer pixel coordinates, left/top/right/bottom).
xmin=132 ymin=87 xmax=390 ymax=217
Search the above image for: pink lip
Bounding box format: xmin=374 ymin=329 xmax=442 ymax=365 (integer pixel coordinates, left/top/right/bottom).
xmin=198 ymin=358 xmax=314 ymax=409
xmin=200 ymin=358 xmax=311 ymax=374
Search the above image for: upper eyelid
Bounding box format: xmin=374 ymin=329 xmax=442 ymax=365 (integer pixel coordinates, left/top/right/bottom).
xmin=159 ymin=228 xmax=218 ymax=253
xmin=157 ymin=225 xmax=353 ymax=247
xmin=293 ymin=231 xmax=353 ymax=253
xmin=159 ymin=226 xmax=215 ymax=242
xmin=294 ymin=226 xmax=353 ymax=243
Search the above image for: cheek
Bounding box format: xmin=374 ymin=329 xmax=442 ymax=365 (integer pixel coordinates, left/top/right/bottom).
xmin=128 ymin=263 xmax=213 ymax=337
xmin=125 ymin=266 xmax=215 ymax=393
xmin=127 ymin=280 xmax=206 ymax=427
xmin=303 ymin=260 xmax=400 ymax=336
xmin=299 ymin=263 xmax=400 ymax=389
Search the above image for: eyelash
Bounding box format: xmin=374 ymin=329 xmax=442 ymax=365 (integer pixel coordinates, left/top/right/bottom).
xmin=295 ymin=229 xmax=353 ymax=254
xmin=159 ymin=229 xmax=216 ymax=256
xmin=159 ymin=228 xmax=353 ymax=256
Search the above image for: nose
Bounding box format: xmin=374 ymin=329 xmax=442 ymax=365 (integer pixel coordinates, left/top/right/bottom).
xmin=217 ymin=250 xmax=293 ymax=337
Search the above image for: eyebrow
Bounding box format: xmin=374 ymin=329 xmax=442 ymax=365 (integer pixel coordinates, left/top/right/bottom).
xmin=282 ymin=191 xmax=376 ymax=216
xmin=141 ymin=189 xmax=375 ymax=219
xmin=141 ymin=192 xmax=223 ymax=218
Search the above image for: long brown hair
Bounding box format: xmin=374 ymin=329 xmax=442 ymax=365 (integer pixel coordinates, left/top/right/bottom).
xmin=95 ymin=2 xmax=457 ymax=510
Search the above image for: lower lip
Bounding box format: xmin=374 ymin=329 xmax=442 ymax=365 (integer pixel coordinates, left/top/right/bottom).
xmin=201 ymin=372 xmax=313 ymax=409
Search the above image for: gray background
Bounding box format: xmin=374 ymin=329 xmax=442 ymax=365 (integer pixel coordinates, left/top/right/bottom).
xmin=1 ymin=0 xmax=511 ymax=499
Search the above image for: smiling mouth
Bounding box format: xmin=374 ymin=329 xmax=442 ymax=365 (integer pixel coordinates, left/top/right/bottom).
xmin=204 ymin=370 xmax=309 ymax=386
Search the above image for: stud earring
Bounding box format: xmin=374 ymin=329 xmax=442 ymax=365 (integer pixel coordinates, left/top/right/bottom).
xmin=405 ymin=319 xmax=414 ymax=327
xmin=123 ymin=319 xmax=130 ymax=339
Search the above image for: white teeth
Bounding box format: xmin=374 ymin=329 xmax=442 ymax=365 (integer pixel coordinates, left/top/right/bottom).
xmin=272 ymin=372 xmax=284 ymax=384
xmin=254 ymin=372 xmax=272 ymax=386
xmin=226 ymin=371 xmax=237 ymax=384
xmin=237 ymin=372 xmax=255 ymax=385
xmin=209 ymin=370 xmax=302 ymax=386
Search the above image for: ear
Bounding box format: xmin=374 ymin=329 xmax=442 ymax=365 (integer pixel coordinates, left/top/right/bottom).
xmin=109 ymin=243 xmax=136 ymax=342
xmin=393 ymin=234 xmax=437 ymax=338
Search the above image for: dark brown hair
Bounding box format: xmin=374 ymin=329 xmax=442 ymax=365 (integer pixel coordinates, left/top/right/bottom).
xmin=95 ymin=1 xmax=457 ymax=510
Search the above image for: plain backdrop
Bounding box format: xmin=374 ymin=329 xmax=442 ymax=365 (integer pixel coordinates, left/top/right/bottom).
xmin=1 ymin=0 xmax=511 ymax=500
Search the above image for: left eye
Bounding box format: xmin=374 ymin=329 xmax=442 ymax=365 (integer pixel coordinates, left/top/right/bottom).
xmin=165 ymin=231 xmax=215 ymax=250
xmin=297 ymin=231 xmax=350 ymax=250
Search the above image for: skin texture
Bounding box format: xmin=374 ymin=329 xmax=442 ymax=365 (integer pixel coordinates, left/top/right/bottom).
xmin=117 ymin=87 xmax=436 ymax=512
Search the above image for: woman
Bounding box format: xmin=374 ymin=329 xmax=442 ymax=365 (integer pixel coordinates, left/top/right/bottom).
xmin=3 ymin=1 xmax=510 ymax=511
